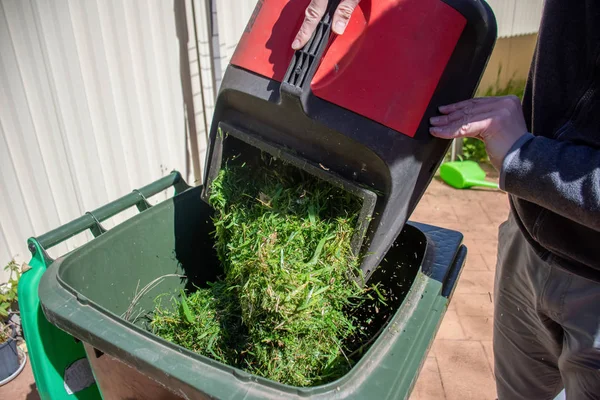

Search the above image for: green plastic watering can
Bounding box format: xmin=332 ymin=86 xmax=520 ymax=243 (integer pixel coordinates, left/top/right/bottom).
xmin=439 ymin=160 xmax=499 ymax=189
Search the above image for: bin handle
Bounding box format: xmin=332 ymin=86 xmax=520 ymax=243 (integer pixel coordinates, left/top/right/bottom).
xmin=281 ymin=0 xmax=340 ymax=98
xmin=27 ymin=170 xmax=191 ymax=266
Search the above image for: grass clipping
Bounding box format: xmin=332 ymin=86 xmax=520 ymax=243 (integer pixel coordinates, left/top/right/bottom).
xmin=150 ymin=154 xmax=376 ymax=387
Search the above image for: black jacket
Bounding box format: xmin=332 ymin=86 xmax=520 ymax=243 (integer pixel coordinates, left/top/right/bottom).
xmin=499 ymin=0 xmax=600 ymax=280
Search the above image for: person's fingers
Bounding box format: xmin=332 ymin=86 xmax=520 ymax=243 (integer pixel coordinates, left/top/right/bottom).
xmin=430 ymin=103 xmax=495 ymax=126
xmin=332 ymin=0 xmax=360 ymax=35
xmin=429 ymin=111 xmax=497 ymax=139
xmin=438 ymin=97 xmax=497 ymax=114
xmin=292 ymin=0 xmax=328 ymax=49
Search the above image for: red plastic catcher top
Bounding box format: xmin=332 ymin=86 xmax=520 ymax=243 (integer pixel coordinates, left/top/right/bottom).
xmin=230 ymin=0 xmax=466 ymax=138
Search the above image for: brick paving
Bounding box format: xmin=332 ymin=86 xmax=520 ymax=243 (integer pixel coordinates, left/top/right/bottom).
xmin=1 ymin=171 xmax=508 ymax=400
xmin=0 ymin=355 xmax=40 ymax=399
xmin=410 ymin=170 xmax=508 ymax=400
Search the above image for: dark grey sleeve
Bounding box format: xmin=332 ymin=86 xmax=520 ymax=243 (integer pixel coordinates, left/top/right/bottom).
xmin=499 ymin=132 xmax=600 ymax=231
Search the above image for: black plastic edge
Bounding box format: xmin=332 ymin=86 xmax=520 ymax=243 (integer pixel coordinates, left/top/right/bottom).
xmin=408 ymin=222 xmax=465 ymax=285
xmin=441 ymin=244 xmax=467 ymax=299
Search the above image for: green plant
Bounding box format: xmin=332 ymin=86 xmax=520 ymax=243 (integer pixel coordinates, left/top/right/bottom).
xmin=0 ymin=261 xmax=21 ymax=319
xmin=481 ymin=66 xmax=526 ymax=100
xmin=150 ymin=152 xmax=383 ymax=387
xmin=0 ymin=324 xmax=11 ymax=343
xmin=461 ymin=138 xmax=489 ymax=162
xmin=0 ymin=260 xmax=20 ymax=343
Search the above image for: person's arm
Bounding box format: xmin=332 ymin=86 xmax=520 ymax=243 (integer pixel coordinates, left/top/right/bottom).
xmin=430 ymin=96 xmax=600 ymax=231
xmin=292 ymin=0 xmax=361 ymax=50
xmin=500 ymin=132 xmax=600 ymax=230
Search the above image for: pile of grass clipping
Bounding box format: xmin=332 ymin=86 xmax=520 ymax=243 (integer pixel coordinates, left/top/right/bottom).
xmin=150 ymin=153 xmax=380 ymax=387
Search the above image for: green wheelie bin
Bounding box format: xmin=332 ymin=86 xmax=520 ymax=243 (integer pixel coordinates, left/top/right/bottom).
xmin=19 ymin=171 xmax=467 ymax=399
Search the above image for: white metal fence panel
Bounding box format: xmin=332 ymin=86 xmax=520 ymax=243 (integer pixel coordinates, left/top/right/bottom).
xmin=188 ymin=0 xmax=219 ymax=177
xmin=486 ymin=0 xmax=544 ymax=38
xmin=0 ymin=0 xmax=209 ymax=281
xmin=511 ymin=0 xmax=545 ymax=37
xmin=214 ymin=0 xmax=256 ymax=77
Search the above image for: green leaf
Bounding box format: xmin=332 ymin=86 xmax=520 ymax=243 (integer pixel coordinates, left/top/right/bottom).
xmin=303 ymin=234 xmax=335 ymax=266
xmin=372 ymin=284 xmax=388 ymax=306
xmin=179 ymin=290 xmax=194 ymax=324
xmin=308 ymin=204 xmax=316 ymax=225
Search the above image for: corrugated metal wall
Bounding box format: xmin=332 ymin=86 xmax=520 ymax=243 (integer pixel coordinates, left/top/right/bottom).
xmin=214 ymin=0 xmax=255 ymax=74
xmin=0 ymin=0 xmax=543 ymax=282
xmin=0 ymin=0 xmax=216 ymax=282
xmin=486 ymin=0 xmax=544 ymax=38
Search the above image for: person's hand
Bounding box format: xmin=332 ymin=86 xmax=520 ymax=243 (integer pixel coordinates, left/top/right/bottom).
xmin=292 ymin=0 xmax=361 ymax=50
xmin=429 ymin=96 xmax=529 ymax=170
